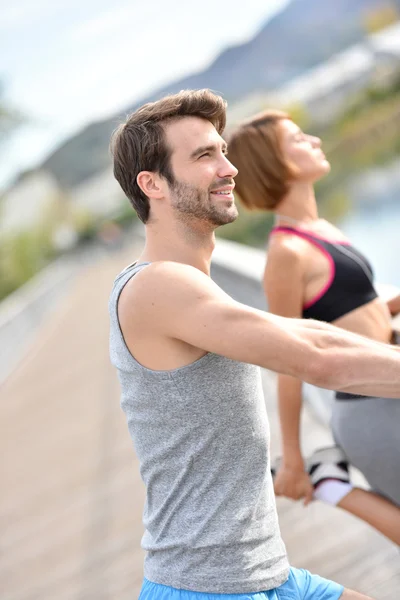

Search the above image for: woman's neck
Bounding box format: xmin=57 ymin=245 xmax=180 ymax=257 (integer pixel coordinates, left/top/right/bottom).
xmin=274 ymin=182 xmax=319 ymax=227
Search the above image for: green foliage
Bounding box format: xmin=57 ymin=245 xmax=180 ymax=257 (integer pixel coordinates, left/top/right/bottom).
xmin=110 ymin=200 xmax=138 ymax=228
xmin=363 ymin=4 xmax=399 ymax=34
xmin=308 ymin=73 xmax=400 ymax=210
xmin=282 ymin=102 xmax=311 ymax=130
xmin=0 ymin=227 xmax=55 ymax=301
xmin=216 ymin=200 xmax=274 ymax=247
xmin=317 ymin=189 xmax=352 ymax=222
xmin=69 ymin=207 xmax=98 ymax=242
xmin=335 ymin=89 xmax=400 ymax=135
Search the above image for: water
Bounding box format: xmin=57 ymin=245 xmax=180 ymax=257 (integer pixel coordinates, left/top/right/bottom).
xmin=340 ymin=206 xmax=400 ymax=287
xmin=338 ymin=160 xmax=400 ymax=288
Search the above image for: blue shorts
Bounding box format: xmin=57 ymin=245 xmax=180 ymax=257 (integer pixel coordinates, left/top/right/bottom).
xmin=139 ymin=567 xmax=344 ymax=599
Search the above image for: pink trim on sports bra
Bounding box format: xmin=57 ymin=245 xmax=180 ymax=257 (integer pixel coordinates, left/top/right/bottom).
xmin=271 ymin=226 xmax=351 ymax=246
xmin=270 ymin=226 xmax=336 ymax=309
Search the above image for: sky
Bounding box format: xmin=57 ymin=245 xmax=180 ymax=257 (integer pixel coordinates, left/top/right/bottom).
xmin=0 ymin=0 xmax=288 ymax=188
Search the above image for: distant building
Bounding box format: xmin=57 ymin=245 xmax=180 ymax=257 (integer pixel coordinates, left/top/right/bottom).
xmin=0 ymin=164 xmax=127 ymax=237
xmin=0 ymin=170 xmax=61 ymax=234
xmin=68 ymin=167 xmax=126 ymax=218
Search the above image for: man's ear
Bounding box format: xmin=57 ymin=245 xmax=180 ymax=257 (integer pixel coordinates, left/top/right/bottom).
xmin=137 ymin=171 xmax=165 ymax=199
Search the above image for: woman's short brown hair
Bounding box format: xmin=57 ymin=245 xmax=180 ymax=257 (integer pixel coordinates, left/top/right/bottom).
xmin=110 ymin=89 xmax=227 ymax=223
xmin=227 ymin=110 xmax=295 ymax=211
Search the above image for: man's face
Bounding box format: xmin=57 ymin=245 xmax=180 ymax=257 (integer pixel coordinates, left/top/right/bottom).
xmin=163 ymin=116 xmax=239 ymax=227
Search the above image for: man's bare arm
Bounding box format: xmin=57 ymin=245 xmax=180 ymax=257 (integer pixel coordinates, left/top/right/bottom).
xmin=126 ymin=262 xmax=400 ymax=397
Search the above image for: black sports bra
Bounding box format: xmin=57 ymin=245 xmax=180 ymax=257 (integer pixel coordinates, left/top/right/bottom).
xmin=270 ymin=226 xmax=378 ymax=322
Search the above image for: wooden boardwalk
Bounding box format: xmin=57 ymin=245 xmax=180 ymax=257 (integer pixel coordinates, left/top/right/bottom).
xmin=1 ymin=242 xmax=399 ymax=600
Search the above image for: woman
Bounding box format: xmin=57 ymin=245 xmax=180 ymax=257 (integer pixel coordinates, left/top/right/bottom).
xmin=228 ymin=110 xmax=400 ymax=545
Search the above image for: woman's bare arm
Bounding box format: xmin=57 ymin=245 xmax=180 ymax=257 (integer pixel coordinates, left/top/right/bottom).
xmin=264 ymin=239 xmax=314 ymax=503
xmin=387 ymin=294 xmax=400 ymax=317
xmin=263 ymin=239 xmax=306 ymax=465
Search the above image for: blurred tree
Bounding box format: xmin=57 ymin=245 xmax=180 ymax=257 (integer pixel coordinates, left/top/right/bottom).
xmin=318 ymin=189 xmax=352 ymax=223
xmin=0 ymin=225 xmax=55 ymax=300
xmin=216 ymin=200 xmax=274 ymax=247
xmin=363 ymin=4 xmax=399 ymax=34
xmin=282 ymin=102 xmax=311 ymax=130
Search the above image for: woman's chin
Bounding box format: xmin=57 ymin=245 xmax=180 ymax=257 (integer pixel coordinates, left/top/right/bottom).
xmin=314 ymin=162 xmax=331 ymax=180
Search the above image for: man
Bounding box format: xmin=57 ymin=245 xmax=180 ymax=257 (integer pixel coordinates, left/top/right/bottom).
xmin=109 ymin=89 xmax=399 ymax=599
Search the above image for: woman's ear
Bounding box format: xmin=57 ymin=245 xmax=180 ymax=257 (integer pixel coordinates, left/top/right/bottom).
xmin=137 ymin=171 xmax=164 ymax=199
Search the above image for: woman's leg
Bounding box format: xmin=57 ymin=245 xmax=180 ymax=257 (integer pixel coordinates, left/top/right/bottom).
xmin=307 ymin=445 xmax=400 ymax=545
xmin=329 ymin=397 xmax=400 ymax=544
xmin=338 ymin=487 xmax=400 ymax=545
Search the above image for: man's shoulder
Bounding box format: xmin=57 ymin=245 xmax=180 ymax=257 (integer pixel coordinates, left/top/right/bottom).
xmin=118 ymin=260 xmax=221 ymax=322
xmin=123 ymin=260 xmax=206 ymax=296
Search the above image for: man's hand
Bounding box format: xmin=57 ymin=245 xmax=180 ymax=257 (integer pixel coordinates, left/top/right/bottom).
xmin=274 ymin=465 xmax=314 ymax=506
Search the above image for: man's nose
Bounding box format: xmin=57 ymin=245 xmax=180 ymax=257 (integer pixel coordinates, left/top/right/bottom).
xmin=220 ymin=155 xmax=238 ymax=178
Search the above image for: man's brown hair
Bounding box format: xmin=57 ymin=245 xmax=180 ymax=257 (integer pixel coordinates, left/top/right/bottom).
xmin=227 ymin=110 xmax=295 ymax=211
xmin=110 ymin=89 xmax=227 ymax=223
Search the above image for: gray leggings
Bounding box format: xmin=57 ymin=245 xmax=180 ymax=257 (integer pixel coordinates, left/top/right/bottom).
xmin=331 ymin=330 xmax=400 ymax=505
xmin=331 ymin=396 xmax=400 ymax=506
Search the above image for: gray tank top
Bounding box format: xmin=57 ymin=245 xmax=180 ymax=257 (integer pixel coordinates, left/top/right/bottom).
xmin=109 ymin=262 xmax=289 ymax=594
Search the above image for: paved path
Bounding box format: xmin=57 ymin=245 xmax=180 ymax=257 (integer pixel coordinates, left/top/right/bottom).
xmin=1 ymin=242 xmax=399 ymax=599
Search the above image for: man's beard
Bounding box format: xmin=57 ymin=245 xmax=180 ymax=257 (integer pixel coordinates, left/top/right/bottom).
xmin=170 ymin=179 xmax=238 ymax=227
